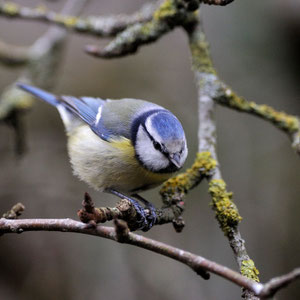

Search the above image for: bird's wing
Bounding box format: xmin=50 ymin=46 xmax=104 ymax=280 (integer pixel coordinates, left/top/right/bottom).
xmin=60 ymin=96 xmax=112 ymax=141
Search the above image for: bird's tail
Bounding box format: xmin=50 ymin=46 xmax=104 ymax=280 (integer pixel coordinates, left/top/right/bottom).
xmin=17 ymin=83 xmax=59 ymax=107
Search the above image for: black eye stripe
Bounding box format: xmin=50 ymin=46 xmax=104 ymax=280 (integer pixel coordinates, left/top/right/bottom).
xmin=142 ymin=124 xmax=169 ymax=156
xmin=153 ymin=141 xmax=161 ymax=150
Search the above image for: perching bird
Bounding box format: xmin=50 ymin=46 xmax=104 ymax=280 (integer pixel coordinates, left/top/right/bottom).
xmin=17 ymin=83 xmax=188 ymax=231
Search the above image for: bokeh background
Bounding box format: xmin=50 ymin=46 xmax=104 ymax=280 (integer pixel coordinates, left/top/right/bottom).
xmin=0 ymin=0 xmax=300 ymax=299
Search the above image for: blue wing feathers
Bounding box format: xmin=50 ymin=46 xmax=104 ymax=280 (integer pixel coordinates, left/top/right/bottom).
xmin=17 ymin=83 xmax=111 ymax=141
xmin=17 ymin=83 xmax=59 ymax=107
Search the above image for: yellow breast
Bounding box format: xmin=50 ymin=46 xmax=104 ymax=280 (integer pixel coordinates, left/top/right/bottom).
xmin=68 ymin=125 xmax=173 ymax=193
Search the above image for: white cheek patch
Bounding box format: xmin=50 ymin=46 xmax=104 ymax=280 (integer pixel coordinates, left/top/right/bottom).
xmin=135 ymin=126 xmax=169 ymax=172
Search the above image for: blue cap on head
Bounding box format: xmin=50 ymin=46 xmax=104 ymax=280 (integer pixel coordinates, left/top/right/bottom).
xmin=151 ymin=111 xmax=185 ymax=141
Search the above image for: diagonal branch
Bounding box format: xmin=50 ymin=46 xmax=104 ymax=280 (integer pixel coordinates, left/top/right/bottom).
xmin=85 ymin=0 xmax=197 ymax=58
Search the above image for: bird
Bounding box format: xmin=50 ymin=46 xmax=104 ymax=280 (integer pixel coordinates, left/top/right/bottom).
xmin=17 ymin=83 xmax=188 ymax=231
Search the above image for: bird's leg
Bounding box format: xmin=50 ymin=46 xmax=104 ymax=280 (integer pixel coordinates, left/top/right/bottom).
xmin=105 ymin=188 xmax=151 ymax=231
xmin=131 ymin=193 xmax=157 ymax=230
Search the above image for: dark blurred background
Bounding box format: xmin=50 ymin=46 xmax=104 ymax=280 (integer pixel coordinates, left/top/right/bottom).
xmin=0 ymin=0 xmax=299 ymax=299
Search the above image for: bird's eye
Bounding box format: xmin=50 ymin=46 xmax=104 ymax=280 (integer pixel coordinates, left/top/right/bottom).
xmin=153 ymin=141 xmax=161 ymax=151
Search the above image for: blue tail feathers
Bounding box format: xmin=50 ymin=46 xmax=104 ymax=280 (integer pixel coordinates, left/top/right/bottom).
xmin=17 ymin=83 xmax=59 ymax=107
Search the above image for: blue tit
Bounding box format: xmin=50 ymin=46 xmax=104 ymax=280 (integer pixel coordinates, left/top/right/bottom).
xmin=17 ymin=83 xmax=188 ymax=230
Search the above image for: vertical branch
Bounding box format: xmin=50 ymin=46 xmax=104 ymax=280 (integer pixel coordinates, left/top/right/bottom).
xmin=185 ymin=16 xmax=260 ymax=300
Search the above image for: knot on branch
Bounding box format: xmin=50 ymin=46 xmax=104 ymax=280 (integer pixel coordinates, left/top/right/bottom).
xmin=78 ymin=192 xmax=136 ymax=227
xmin=208 ymin=179 xmax=242 ymax=236
xmin=114 ymin=218 xmax=130 ymax=243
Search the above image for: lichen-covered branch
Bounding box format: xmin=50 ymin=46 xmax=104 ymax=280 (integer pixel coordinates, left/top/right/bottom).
xmin=185 ymin=15 xmax=300 ymax=155
xmin=0 ymin=217 xmax=299 ymax=298
xmin=85 ymin=0 xmax=196 ymax=58
xmin=186 ymin=18 xmax=260 ymax=299
xmin=160 ymin=151 xmax=216 ymax=202
xmin=215 ymin=87 xmax=300 ymax=155
xmin=0 ymin=2 xmax=157 ymax=38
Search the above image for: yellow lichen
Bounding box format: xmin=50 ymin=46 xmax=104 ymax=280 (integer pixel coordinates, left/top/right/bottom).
xmin=139 ymin=21 xmax=156 ymax=36
xmin=160 ymin=152 xmax=217 ymax=201
xmin=224 ymin=92 xmax=299 ymax=134
xmin=241 ymin=260 xmax=260 ymax=282
xmin=153 ymin=0 xmax=177 ymax=21
xmin=62 ymin=16 xmax=79 ymax=27
xmin=190 ymin=31 xmax=216 ymax=74
xmin=2 ymin=2 xmax=19 ymax=16
xmin=209 ymin=179 xmax=242 ymax=236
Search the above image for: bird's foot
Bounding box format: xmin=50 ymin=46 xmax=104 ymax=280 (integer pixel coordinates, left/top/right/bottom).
xmin=132 ymin=194 xmax=157 ymax=231
xmin=106 ymin=189 xmax=156 ymax=232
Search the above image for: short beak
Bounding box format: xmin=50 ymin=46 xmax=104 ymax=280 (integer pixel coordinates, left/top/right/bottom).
xmin=169 ymin=153 xmax=181 ymax=169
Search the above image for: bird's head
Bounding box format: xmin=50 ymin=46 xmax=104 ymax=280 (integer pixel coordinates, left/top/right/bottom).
xmin=132 ymin=110 xmax=188 ymax=173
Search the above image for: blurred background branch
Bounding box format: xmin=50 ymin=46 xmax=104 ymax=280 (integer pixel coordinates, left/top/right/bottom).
xmin=0 ymin=0 xmax=88 ymax=154
xmin=0 ymin=1 xmax=157 ymax=37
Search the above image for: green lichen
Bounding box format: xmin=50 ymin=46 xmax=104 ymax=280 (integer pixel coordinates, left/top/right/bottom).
xmin=54 ymin=14 xmax=79 ymax=28
xmin=209 ymin=179 xmax=242 ymax=236
xmin=241 ymin=259 xmax=260 ymax=282
xmin=153 ymin=0 xmax=177 ymax=21
xmin=1 ymin=2 xmax=20 ymax=16
xmin=189 ymin=30 xmax=216 ymax=75
xmin=220 ymin=89 xmax=300 ymax=134
xmin=139 ymin=21 xmax=157 ymax=37
xmin=160 ymin=152 xmax=217 ymax=202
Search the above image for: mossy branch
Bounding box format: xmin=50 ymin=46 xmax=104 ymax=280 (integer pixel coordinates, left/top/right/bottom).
xmin=160 ymin=151 xmax=216 ymax=203
xmin=0 ymin=2 xmax=157 ymax=38
xmin=187 ymin=18 xmax=260 ymax=300
xmin=187 ymin=18 xmax=300 ymax=156
xmin=85 ymin=0 xmax=197 ymax=58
